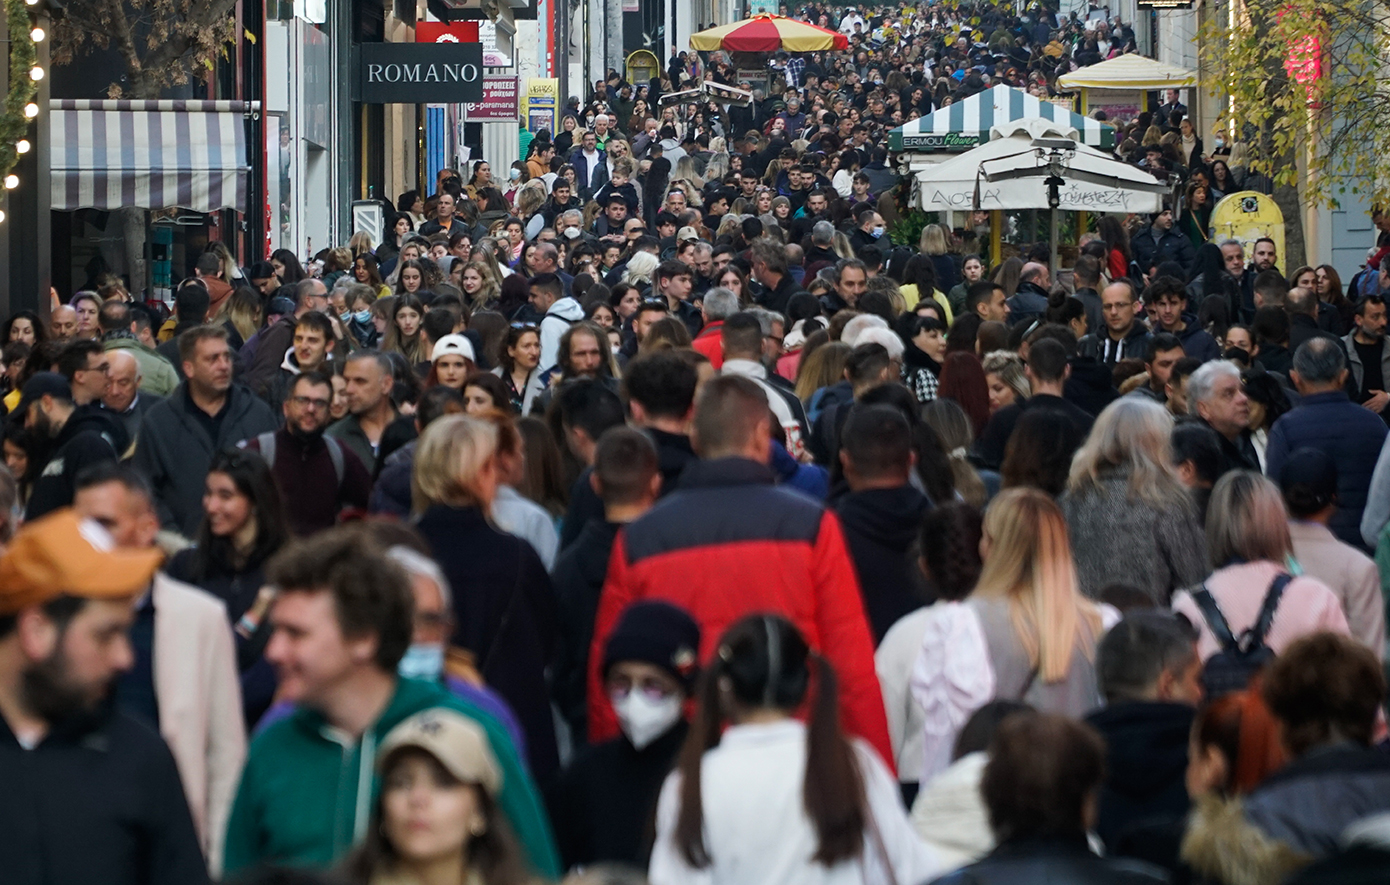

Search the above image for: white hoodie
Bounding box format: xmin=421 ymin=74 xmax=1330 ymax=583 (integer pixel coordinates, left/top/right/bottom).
xmin=538 ymin=296 xmax=584 ymax=372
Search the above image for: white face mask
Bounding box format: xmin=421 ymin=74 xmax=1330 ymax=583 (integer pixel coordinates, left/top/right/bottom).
xmin=611 ymin=689 xmax=683 ymax=750
xmin=564 ymin=226 xmax=582 ymax=239
xmin=398 ymin=642 xmax=445 ymax=681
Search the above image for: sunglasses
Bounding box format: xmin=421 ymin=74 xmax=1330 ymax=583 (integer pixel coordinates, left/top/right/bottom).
xmin=510 ymin=321 xmax=538 ymax=330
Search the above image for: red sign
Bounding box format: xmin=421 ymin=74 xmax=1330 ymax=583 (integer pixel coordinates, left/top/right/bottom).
xmin=465 ymin=75 xmax=519 ymax=121
xmin=415 ymin=22 xmax=480 ymax=43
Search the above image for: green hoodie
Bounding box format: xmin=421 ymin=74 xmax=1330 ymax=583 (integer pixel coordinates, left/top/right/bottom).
xmin=222 ymin=677 xmax=560 ymax=878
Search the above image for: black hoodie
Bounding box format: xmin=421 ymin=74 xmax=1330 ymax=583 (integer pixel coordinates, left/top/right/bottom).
xmin=1085 ymin=701 xmax=1195 ymax=851
xmin=834 ymin=484 xmax=933 ymax=643
xmin=26 ymin=407 xmax=123 ymax=519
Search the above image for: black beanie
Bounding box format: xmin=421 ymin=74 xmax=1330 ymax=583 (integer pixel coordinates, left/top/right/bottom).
xmin=602 ymin=601 xmax=702 ymax=692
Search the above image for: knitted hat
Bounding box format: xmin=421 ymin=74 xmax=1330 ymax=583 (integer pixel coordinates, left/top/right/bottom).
xmin=602 ymin=601 xmax=701 ymax=692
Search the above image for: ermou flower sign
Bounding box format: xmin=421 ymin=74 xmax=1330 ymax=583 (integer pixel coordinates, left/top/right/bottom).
xmin=355 ymin=42 xmax=485 ymax=104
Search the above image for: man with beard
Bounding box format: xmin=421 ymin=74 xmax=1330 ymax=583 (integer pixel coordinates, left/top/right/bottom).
xmin=0 ymin=508 xmax=210 ymax=885
xmin=241 ymin=372 xmax=370 ymax=536
xmin=19 ymin=372 xmax=122 ymax=520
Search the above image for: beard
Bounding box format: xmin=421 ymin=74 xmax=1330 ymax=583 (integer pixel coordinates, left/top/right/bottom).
xmin=22 ymin=647 xmax=108 ymax=726
xmin=287 ymin=418 xmax=327 ymax=442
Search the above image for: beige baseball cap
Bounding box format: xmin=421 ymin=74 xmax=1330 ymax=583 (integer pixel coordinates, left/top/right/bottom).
xmin=377 ymin=708 xmax=503 ymax=798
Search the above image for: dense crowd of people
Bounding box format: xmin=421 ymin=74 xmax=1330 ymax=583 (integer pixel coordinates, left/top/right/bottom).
xmin=6 ymin=3 xmax=1390 ymax=885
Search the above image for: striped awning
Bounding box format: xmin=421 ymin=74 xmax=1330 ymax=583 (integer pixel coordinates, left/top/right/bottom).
xmin=888 ymin=85 xmax=1113 ymax=152
xmin=50 ymin=100 xmax=258 ymax=213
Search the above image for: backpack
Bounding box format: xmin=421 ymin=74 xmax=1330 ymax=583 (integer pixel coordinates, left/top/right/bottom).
xmin=1191 ymin=573 xmax=1291 ymax=698
xmin=254 ymin=432 xmax=346 ymax=486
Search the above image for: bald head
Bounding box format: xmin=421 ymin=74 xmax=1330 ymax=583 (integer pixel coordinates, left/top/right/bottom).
xmin=1286 ymin=286 xmax=1318 ymax=318
xmin=1021 ymin=262 xmax=1050 ymax=287
xmin=50 ymin=305 xmax=79 ymax=339
xmin=103 ymin=349 xmax=142 ymax=413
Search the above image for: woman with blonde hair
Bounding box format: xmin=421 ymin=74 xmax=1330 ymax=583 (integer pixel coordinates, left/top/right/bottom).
xmin=516 ymin=180 xmax=548 ymax=231
xmin=966 ymin=487 xmax=1111 ymax=716
xmin=981 ymin=351 xmax=1029 ymax=414
xmin=412 ymin=413 xmax=561 ymax=779
xmin=795 ymin=340 xmax=851 ymax=405
xmin=621 ymin=251 xmax=660 ymax=291
xmin=1171 ymin=470 xmax=1350 ymax=662
xmin=460 ymin=259 xmax=503 ymax=308
xmin=1060 ymin=397 xmax=1207 ymax=603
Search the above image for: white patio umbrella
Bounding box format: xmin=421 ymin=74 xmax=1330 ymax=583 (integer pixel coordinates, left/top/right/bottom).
xmin=915 ymin=119 xmax=1171 ymax=273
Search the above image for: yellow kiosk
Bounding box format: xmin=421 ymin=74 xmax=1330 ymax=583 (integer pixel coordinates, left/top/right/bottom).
xmin=1055 ymin=55 xmax=1198 ymax=120
xmin=625 ymin=51 xmax=661 ymax=86
xmin=1210 ymin=191 xmax=1286 ymax=274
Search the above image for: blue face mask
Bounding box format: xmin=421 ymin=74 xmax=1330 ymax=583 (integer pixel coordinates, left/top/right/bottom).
xmin=398 ymin=642 xmax=445 ymax=681
xmin=354 ymin=309 xmax=373 ymax=324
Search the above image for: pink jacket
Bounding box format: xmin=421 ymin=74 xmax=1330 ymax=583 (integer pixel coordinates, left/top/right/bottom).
xmin=1171 ymin=559 xmax=1350 ymax=661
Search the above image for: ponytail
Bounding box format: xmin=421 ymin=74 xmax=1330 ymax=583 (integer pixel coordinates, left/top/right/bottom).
xmin=673 ymin=653 xmax=727 ymax=867
xmin=803 ymin=653 xmax=866 ymax=865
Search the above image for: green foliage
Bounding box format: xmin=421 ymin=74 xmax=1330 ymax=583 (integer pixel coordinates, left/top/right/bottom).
xmin=890 ymin=208 xmax=929 ymax=247
xmin=1200 ymin=0 xmax=1390 ymax=207
xmin=0 ymin=0 xmax=39 ymax=181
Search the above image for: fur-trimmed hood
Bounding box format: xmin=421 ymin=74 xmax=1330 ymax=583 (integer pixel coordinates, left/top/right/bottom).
xmin=1180 ymin=793 xmax=1310 ymax=885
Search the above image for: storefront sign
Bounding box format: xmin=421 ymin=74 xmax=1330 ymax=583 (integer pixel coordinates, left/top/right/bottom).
xmin=357 ymin=43 xmax=484 ymax=104
xmin=465 ymin=76 xmax=519 ymax=121
xmin=523 ymin=77 xmax=558 ymax=134
xmin=899 ymin=131 xmax=981 ymax=151
xmin=1136 ymin=0 xmax=1193 ymax=7
xmin=415 ymin=22 xmax=480 ymax=43
xmin=477 ymin=22 xmax=512 ymax=67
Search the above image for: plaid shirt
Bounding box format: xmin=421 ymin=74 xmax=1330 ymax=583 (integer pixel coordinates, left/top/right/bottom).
xmin=785 ymin=56 xmax=806 ymax=88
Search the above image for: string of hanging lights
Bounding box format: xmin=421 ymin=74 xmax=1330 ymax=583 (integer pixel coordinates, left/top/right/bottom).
xmin=0 ymin=0 xmax=42 ymax=223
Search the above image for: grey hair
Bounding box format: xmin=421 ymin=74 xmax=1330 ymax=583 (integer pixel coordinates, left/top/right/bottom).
xmin=1067 ymin=397 xmax=1190 ymax=509
xmin=702 ymin=287 xmax=740 ymax=321
xmin=1217 ymin=237 xmax=1244 ymax=252
xmin=558 ymin=209 xmax=583 ymax=226
xmin=811 ymin=220 xmax=835 ymax=245
xmin=386 ymin=545 xmax=453 ymax=610
xmin=841 ymin=314 xmax=889 ymax=346
xmin=745 ymin=306 xmax=785 ymax=336
xmin=1205 ymin=470 xmax=1292 ymax=568
xmin=346 ymin=349 xmax=394 ymax=376
xmin=1186 ymin=359 xmax=1242 ymax=415
xmin=1292 ymin=335 xmax=1346 ymax=384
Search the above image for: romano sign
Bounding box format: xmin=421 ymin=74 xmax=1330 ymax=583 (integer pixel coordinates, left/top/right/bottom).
xmin=356 ymin=42 xmax=484 ymax=104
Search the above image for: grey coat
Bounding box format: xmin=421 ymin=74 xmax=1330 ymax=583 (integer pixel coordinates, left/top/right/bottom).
xmin=1060 ymin=472 xmax=1208 ymax=604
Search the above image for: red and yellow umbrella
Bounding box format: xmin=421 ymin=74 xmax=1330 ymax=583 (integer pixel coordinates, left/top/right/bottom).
xmin=689 ymin=15 xmax=849 ymax=53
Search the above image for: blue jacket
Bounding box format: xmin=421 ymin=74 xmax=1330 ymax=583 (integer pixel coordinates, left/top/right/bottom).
xmin=1265 ymin=391 xmax=1388 ymax=548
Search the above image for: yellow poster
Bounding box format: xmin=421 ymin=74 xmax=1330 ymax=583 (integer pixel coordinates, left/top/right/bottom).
xmin=523 ymin=78 xmax=558 ymax=135
xmin=1210 ymin=191 xmax=1286 ymax=274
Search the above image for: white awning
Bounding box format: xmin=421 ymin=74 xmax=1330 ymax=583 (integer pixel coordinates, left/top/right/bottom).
xmin=50 ymin=100 xmax=259 ymax=213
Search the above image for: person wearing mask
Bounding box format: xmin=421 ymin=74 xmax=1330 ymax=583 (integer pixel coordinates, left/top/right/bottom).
xmin=589 ymin=375 xmax=892 ymax=763
xmin=1172 ymin=470 xmax=1351 ymax=662
xmin=242 ymin=371 xmax=371 ymax=536
xmin=0 ymin=510 xmax=211 ymax=885
xmin=342 ymin=707 xmax=537 ymax=885
xmin=221 ymin=527 xmax=559 ymax=877
xmin=549 ymin=601 xmax=701 ymax=869
xmin=1279 ymin=449 xmax=1385 ymax=658
xmin=1265 ymin=337 xmax=1387 ymax=549
xmin=134 ymin=326 xmax=278 ymax=536
xmin=1079 ymin=279 xmax=1153 ymax=366
xmin=1188 ymin=360 xmax=1261 ymax=474
xmin=1084 ymin=612 xmax=1202 ymax=853
xmin=974 ymin=339 xmax=1094 ymax=471
xmin=72 ymin=465 xmax=246 ymax=874
xmin=834 ymin=404 xmax=932 ymax=643
xmin=648 ymin=615 xmax=940 ymax=885
xmin=166 ymin=449 xmax=290 ymax=727
xmin=928 ymin=712 xmax=1168 ymax=885
xmin=1061 ymin=398 xmax=1207 ymax=603
xmin=412 ymin=415 xmax=560 ymax=782
xmin=326 ymin=350 xmax=399 ymax=473
xmin=101 ymin=349 xmax=162 ymax=449
xmin=17 ymin=372 xmax=122 ymax=519
xmin=552 ymin=427 xmax=662 ymax=743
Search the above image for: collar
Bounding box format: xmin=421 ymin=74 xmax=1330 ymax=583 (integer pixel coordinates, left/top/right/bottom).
xmin=679 ymin=457 xmax=775 ymax=490
xmin=722 ymin=358 xmax=768 ymax=380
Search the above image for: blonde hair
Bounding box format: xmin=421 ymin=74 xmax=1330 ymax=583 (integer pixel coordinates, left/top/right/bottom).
xmin=516 ymin=180 xmax=548 ymax=219
xmin=348 ymin=231 xmax=375 ymax=256
xmin=1205 ymin=470 xmax=1293 ymax=568
xmin=1067 ymin=398 xmax=1190 ymax=508
xmin=976 ymin=487 xmax=1103 ymax=683
xmin=919 ymin=223 xmax=949 ymax=256
xmin=411 ymin=414 xmax=499 ymax=513
xmin=622 ymin=251 xmax=660 ymax=285
xmin=982 ymin=350 xmax=1030 ymax=402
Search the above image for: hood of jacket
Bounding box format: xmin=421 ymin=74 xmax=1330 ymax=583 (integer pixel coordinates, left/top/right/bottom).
xmin=546 ymin=296 xmax=584 ymax=323
xmin=59 ymin=405 xmax=127 ymax=454
xmin=1086 ymin=701 xmax=1193 ymax=801
xmin=836 ymin=485 xmax=931 ymax=551
xmin=1179 ymin=794 xmax=1310 ymax=885
xmin=1068 ymin=357 xmax=1116 ymax=392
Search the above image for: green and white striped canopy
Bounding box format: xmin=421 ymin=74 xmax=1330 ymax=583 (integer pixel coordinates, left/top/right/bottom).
xmin=889 ymin=85 xmax=1115 ymax=152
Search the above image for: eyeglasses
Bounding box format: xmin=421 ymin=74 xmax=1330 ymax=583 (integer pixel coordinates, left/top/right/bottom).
xmin=510 ymin=321 xmax=538 ymax=330
xmin=290 ymin=395 xmax=331 ymax=411
xmin=642 ymin=298 xmax=670 ymax=309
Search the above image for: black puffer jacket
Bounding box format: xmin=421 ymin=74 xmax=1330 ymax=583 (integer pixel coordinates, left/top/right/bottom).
xmin=1086 ymin=701 xmax=1195 ymax=850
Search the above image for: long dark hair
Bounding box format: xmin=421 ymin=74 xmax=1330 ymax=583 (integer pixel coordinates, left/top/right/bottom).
xmin=1097 ymin=215 xmax=1131 ymax=264
xmin=344 ymin=747 xmax=531 ymax=885
xmin=187 ymin=448 xmax=290 ymax=580
xmin=271 ymin=248 xmax=306 ymax=283
xmin=3 ymin=310 xmax=46 ymax=347
xmin=674 ymin=615 xmax=866 ymax=869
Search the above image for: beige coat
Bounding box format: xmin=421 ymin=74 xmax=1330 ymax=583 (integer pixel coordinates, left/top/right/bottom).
xmin=1288 ymin=520 xmax=1386 ymax=660
xmin=153 ymin=572 xmax=246 ymax=875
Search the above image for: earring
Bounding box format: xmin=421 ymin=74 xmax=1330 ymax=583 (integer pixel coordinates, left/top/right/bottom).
xmin=470 ymin=819 xmax=487 ymax=837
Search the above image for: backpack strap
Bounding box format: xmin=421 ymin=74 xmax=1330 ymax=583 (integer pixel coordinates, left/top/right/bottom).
xmin=324 ymin=436 xmax=346 ymax=487
xmin=1192 ymin=585 xmax=1239 ymax=653
xmin=1244 ymin=573 xmax=1292 ymax=651
xmin=256 ymin=432 xmax=276 ymax=467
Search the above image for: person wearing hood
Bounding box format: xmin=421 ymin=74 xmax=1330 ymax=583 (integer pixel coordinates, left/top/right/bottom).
xmin=833 ymin=405 xmax=931 ymax=643
xmin=1144 ymin=275 xmax=1222 ymax=363
xmin=1004 ymin=262 xmax=1051 ymax=328
xmin=1078 ymin=279 xmax=1153 ymax=367
xmin=530 ymin=273 xmax=584 ymax=374
xmin=549 ymin=599 xmax=700 ymax=870
xmin=17 ymin=372 xmax=122 ymax=519
xmin=1084 ymin=612 xmax=1202 ymax=852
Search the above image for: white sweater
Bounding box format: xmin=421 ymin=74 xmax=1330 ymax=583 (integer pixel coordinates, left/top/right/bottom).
xmin=649 ymin=720 xmax=941 ymax=885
